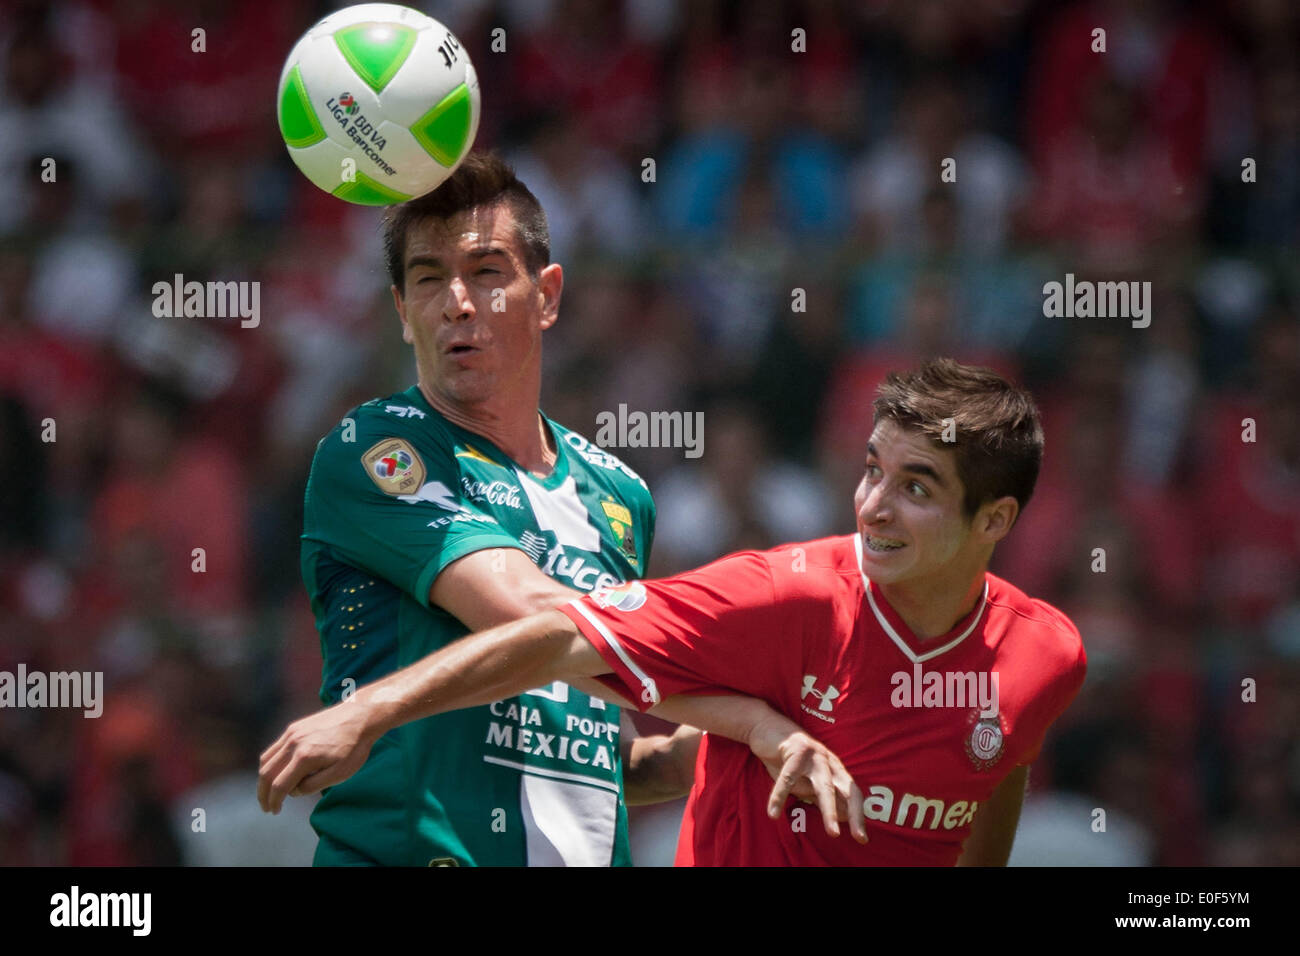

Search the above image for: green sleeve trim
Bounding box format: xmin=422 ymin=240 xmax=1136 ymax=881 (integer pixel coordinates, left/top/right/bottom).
xmin=412 ymin=533 xmax=531 ymax=609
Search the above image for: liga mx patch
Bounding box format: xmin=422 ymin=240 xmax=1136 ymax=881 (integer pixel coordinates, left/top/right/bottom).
xmin=591 ymin=580 xmax=647 ymax=612
xmin=362 ymin=438 xmax=426 ymax=496
xmin=964 ymin=710 xmax=1005 ymax=771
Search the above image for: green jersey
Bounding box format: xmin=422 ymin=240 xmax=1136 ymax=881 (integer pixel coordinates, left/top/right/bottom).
xmin=300 ymin=385 xmax=655 ymax=866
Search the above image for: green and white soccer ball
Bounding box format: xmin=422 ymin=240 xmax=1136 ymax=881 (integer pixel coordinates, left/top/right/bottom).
xmin=276 ymin=3 xmax=481 ymax=205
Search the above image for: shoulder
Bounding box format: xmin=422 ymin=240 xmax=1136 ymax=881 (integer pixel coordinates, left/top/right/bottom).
xmin=986 ymin=573 xmax=1086 ymax=680
xmin=685 ymin=535 xmax=856 ymax=604
xmin=308 ymin=392 xmax=459 ymax=497
xmin=764 ymin=534 xmax=861 ymax=591
xmin=323 ymin=392 xmax=452 ymax=447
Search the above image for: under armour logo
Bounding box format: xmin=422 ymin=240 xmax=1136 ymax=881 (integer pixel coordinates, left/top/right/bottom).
xmin=801 ymin=674 xmax=839 ymax=712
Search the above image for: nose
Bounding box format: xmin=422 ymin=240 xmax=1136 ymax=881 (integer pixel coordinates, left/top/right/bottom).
xmin=858 ymin=478 xmax=892 ymax=526
xmin=442 ymin=276 xmax=475 ymax=322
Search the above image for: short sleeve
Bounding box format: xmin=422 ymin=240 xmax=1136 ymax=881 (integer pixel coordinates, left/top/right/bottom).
xmin=558 ymin=550 xmax=791 ymax=710
xmin=1017 ymin=624 xmax=1087 ymax=766
xmin=306 ymin=430 xmax=527 ymax=607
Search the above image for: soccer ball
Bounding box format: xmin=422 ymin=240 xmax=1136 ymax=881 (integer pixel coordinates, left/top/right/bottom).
xmin=276 ymin=3 xmax=481 ymax=205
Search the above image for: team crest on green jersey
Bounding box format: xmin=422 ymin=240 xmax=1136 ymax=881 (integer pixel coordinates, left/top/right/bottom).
xmin=601 ymin=498 xmax=638 ymax=567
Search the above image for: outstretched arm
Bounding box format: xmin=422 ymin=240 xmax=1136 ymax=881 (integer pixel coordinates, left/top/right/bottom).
xmin=433 ymin=549 xmax=860 ymax=831
xmin=257 ymin=605 xmax=865 ymax=841
xmin=259 ymin=607 xmax=595 ymax=813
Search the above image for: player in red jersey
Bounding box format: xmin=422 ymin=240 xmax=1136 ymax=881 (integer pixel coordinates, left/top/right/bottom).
xmin=261 ymin=359 xmax=1086 ymax=865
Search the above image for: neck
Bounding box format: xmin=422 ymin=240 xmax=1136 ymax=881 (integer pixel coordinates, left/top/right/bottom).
xmin=877 ymin=559 xmax=988 ymax=640
xmin=418 ymin=380 xmax=556 ymax=476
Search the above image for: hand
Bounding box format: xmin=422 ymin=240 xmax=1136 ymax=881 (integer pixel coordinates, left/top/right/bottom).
xmin=746 ymin=713 xmax=867 ymax=843
xmin=257 ymin=697 xmax=380 ymax=813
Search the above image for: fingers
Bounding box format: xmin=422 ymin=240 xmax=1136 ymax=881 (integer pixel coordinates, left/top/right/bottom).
xmin=269 ymin=758 xmax=312 ymax=814
xmin=257 ymin=735 xmax=292 ymax=812
xmin=757 ymin=733 xmax=867 ymax=845
xmin=814 ymin=761 xmax=840 ymax=839
xmin=767 ymin=744 xmax=840 ymax=838
xmin=823 ymin=752 xmax=867 ymax=844
xmin=257 ymin=726 xmax=316 ymax=814
xmin=767 ymin=761 xmax=799 ymax=819
xmin=843 ymin=776 xmax=867 ymax=844
xmin=799 ymin=745 xmax=843 ymax=839
xmin=295 ymin=766 xmax=340 ymax=798
xmin=779 ymin=741 xmax=867 ymax=844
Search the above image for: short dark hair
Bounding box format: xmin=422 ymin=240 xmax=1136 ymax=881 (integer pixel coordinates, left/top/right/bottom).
xmin=381 ymin=151 xmax=550 ymax=290
xmin=872 ymin=358 xmax=1044 ymax=521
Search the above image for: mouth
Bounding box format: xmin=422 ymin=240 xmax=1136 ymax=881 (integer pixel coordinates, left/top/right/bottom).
xmin=863 ymin=533 xmax=905 ymax=553
xmin=444 ymin=343 xmax=480 ymax=356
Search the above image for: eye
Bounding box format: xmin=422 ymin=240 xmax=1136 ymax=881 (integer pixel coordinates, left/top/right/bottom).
xmin=908 ymin=481 xmax=929 ymax=497
xmin=864 ymin=463 xmax=881 ymax=479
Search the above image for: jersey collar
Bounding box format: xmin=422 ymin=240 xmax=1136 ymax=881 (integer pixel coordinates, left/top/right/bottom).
xmin=405 ymin=386 xmax=572 ymax=489
xmin=852 ymin=532 xmax=989 ymax=664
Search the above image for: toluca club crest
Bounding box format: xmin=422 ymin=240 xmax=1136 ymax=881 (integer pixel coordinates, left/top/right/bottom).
xmin=965 ymin=711 xmax=1005 ymax=770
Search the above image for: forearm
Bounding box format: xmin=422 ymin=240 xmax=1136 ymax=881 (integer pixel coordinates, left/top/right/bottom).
xmin=354 ymin=608 xmax=597 ymax=738
xmin=644 ymin=694 xmax=867 ymax=841
xmin=648 ymin=693 xmax=784 ymax=749
xmin=623 ymin=724 xmax=701 ymax=805
xmin=956 ymin=765 xmax=1028 ymax=866
xmin=615 ymin=695 xmax=801 ymax=805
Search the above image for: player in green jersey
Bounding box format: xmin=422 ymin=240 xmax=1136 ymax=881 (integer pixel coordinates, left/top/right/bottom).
xmin=288 ymin=152 xmax=861 ymax=865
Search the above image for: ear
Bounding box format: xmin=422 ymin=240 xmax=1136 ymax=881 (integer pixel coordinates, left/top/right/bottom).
xmin=977 ymin=496 xmax=1020 ymax=544
xmin=392 ymin=284 xmax=414 ymax=345
xmin=537 ymin=263 xmax=563 ymax=331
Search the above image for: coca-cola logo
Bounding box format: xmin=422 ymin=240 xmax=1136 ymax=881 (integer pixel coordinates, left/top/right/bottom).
xmin=461 ymin=476 xmax=523 ymax=509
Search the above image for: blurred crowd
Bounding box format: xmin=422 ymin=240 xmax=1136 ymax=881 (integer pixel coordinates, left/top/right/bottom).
xmin=0 ymin=0 xmax=1297 ymax=866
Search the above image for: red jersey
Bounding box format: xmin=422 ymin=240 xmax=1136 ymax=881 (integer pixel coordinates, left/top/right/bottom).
xmin=559 ymin=534 xmax=1086 ymax=866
